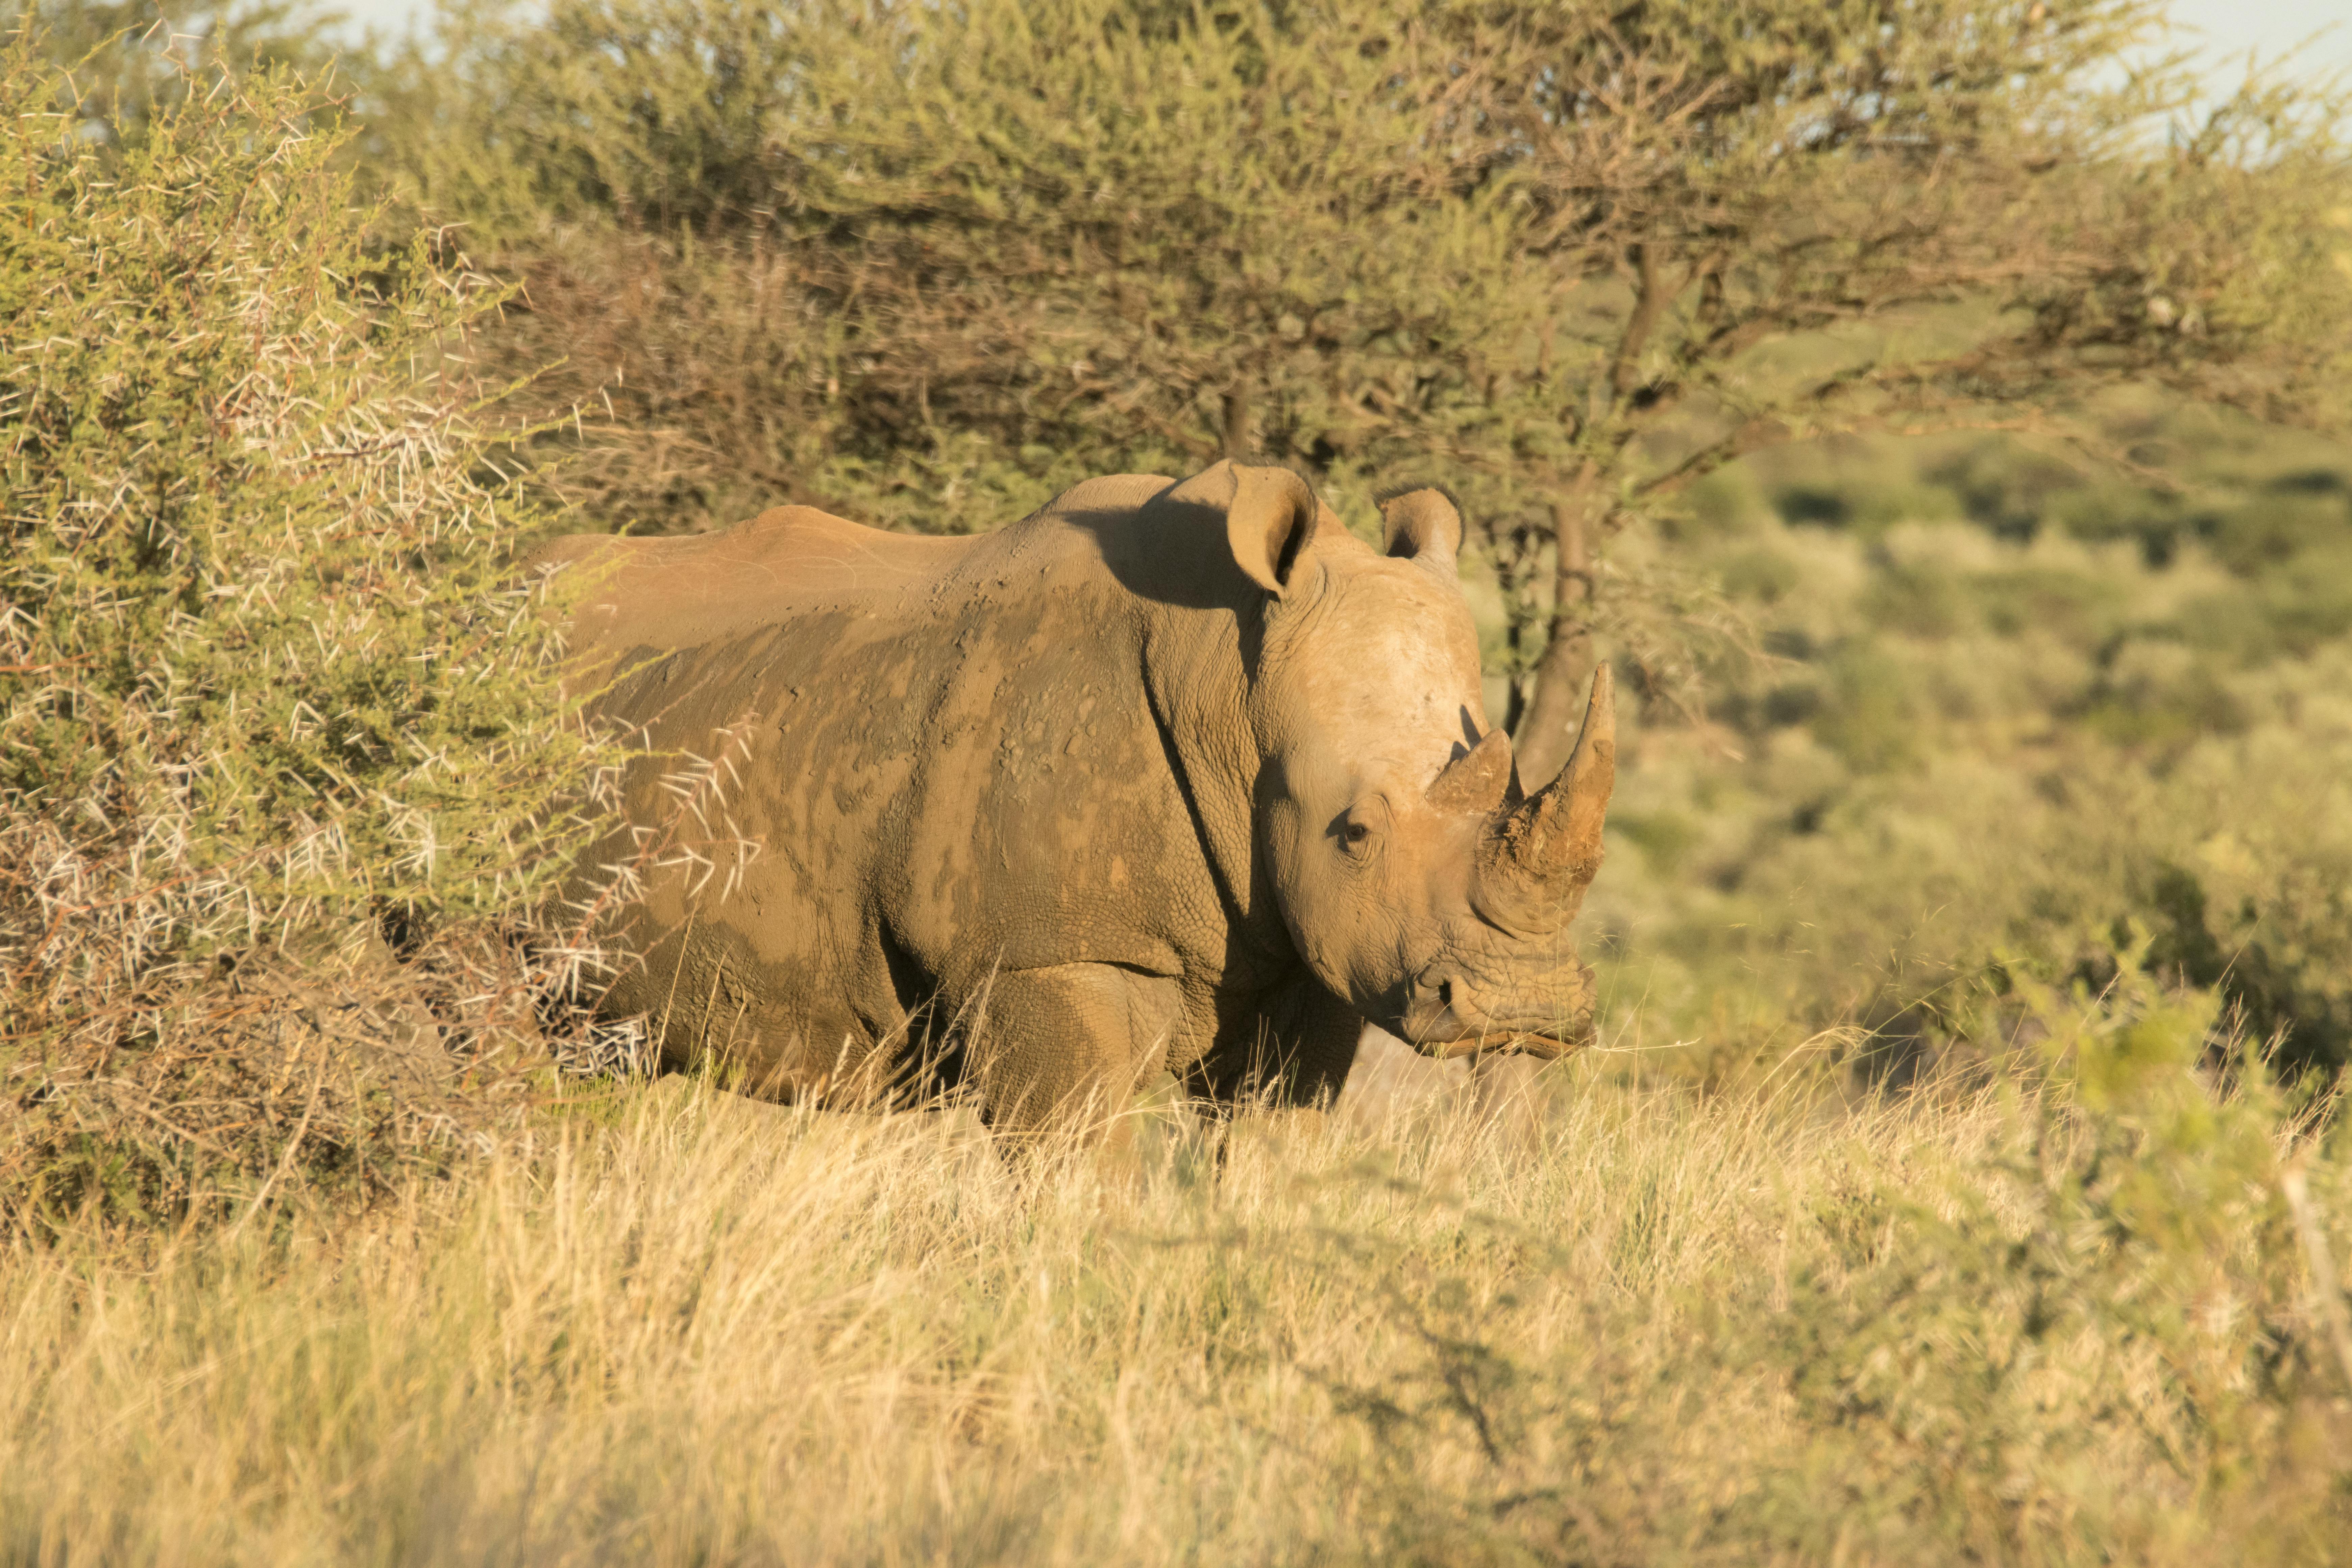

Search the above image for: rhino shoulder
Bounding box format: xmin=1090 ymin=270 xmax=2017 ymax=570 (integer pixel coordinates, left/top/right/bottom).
xmin=1029 ymin=473 xmax=1178 ymax=521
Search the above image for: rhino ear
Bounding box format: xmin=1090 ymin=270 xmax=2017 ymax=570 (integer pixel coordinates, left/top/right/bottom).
xmin=1167 ymin=460 xmax=1321 ymax=597
xmin=1380 ymin=488 xmax=1463 ymax=572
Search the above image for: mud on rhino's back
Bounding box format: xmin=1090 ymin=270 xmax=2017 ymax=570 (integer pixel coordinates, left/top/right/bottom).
xmin=540 ymin=506 xmax=984 ymax=674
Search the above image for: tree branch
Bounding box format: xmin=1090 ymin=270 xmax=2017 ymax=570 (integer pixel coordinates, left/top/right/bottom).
xmin=1609 ymin=240 xmax=1672 ymax=403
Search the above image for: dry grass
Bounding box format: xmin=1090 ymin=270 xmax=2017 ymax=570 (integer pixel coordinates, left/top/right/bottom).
xmin=5 ymin=1016 xmax=2344 ymax=1566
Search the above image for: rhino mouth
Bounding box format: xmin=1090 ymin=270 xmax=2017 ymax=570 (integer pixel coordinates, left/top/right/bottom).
xmin=1393 ymin=984 xmax=1594 ymax=1061
xmin=1415 ymin=1028 xmax=1583 ymax=1061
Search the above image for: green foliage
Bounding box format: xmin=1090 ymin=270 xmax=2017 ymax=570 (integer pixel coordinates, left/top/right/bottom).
xmin=366 ymin=0 xmax=1545 ymax=536
xmin=0 ymin=30 xmax=616 ymax=1224
xmin=1590 ymin=408 xmax=2352 ymax=1083
xmin=30 ymin=0 xmax=348 ymax=144
xmin=349 ymin=0 xmax=2352 ymax=783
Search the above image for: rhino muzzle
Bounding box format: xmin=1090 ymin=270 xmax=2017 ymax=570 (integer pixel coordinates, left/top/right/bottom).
xmin=1396 ymin=971 xmax=1597 ymax=1060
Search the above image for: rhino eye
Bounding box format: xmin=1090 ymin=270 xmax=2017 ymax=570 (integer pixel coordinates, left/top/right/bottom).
xmin=1330 ymin=798 xmax=1389 ymax=859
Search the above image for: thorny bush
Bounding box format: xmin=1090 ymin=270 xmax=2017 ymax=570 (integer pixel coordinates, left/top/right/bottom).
xmin=0 ymin=33 xmax=627 ymax=1228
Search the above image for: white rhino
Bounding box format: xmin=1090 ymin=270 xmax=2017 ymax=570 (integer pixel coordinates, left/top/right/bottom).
xmin=542 ymin=461 xmax=1615 ymax=1139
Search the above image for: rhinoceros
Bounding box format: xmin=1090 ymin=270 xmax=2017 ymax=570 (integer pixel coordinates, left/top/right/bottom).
xmin=542 ymin=460 xmax=1615 ymax=1138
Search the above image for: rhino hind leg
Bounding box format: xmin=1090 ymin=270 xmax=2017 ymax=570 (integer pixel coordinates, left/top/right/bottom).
xmin=1182 ymin=974 xmax=1362 ymax=1115
xmin=967 ymin=963 xmax=1184 ymax=1148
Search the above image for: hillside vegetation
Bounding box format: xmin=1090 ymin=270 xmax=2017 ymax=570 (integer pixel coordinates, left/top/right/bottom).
xmin=4 ymin=0 xmax=2352 ymax=1561
xmin=1592 ymin=402 xmax=2352 ymax=1085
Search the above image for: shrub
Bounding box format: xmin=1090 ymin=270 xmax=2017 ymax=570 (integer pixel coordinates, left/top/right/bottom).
xmin=1587 ymin=434 xmax=2352 ymax=1084
xmin=0 ymin=31 xmax=616 ymax=1226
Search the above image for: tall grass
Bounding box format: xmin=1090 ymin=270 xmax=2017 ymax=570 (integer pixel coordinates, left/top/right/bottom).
xmin=4 ymin=972 xmax=2345 ymax=1565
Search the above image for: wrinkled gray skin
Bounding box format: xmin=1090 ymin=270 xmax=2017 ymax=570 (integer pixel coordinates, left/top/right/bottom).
xmin=541 ymin=462 xmax=1616 ymax=1140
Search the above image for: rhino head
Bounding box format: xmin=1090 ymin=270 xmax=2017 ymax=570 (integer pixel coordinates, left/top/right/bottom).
xmin=1174 ymin=462 xmax=1616 ymax=1060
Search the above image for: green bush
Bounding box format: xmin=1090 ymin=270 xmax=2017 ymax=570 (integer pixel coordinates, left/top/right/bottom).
xmin=0 ymin=31 xmax=616 ymax=1225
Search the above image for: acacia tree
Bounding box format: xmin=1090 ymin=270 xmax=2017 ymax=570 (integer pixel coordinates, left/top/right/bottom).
xmin=1448 ymin=0 xmax=2352 ymax=778
xmin=381 ymin=0 xmax=1550 ymax=533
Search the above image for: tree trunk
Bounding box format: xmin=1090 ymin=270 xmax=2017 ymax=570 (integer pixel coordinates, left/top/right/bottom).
xmin=1220 ymin=387 xmax=1250 ymax=460
xmin=1510 ymin=491 xmax=1598 ymax=788
xmin=1494 ymin=517 xmax=1547 ymax=737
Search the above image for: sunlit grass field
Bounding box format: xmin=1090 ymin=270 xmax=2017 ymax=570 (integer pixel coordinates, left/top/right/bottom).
xmin=8 ymin=999 xmax=2348 ymax=1566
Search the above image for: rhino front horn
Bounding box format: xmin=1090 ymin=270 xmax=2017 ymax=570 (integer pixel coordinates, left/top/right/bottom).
xmin=1481 ymin=666 xmax=1615 ymax=914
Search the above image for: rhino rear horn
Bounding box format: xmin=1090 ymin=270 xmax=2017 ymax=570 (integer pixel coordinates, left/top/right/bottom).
xmin=1482 ymin=666 xmax=1616 ymax=914
xmin=1427 ymin=728 xmax=1514 ymax=815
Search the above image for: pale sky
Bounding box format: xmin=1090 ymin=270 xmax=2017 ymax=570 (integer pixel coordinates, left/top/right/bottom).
xmin=329 ymin=0 xmax=2349 ymax=97
xmin=2164 ymin=0 xmax=2349 ymax=83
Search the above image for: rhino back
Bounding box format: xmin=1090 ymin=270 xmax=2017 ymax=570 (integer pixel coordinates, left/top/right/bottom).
xmin=545 ymin=505 xmax=976 ymax=673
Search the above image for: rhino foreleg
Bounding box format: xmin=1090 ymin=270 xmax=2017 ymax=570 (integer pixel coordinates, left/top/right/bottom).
xmin=967 ymin=963 xmax=1184 ymax=1148
xmin=1181 ymin=974 xmax=1361 ymax=1114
